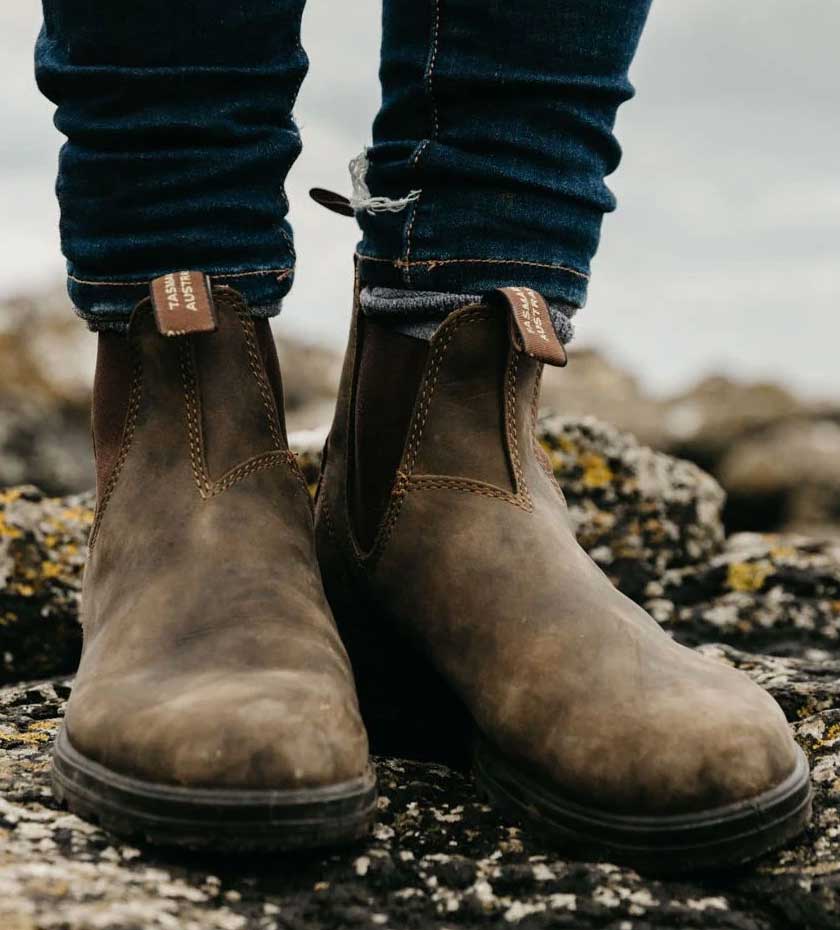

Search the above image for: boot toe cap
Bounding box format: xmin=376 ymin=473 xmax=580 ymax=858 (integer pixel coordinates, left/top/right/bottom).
xmin=65 ymin=671 xmax=370 ymax=791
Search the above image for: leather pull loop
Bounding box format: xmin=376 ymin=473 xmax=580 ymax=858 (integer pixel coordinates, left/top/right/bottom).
xmin=491 ymin=286 xmax=568 ymax=367
xmin=309 ymin=188 xmax=355 ymax=217
xmin=150 ymin=271 xmax=218 ymax=337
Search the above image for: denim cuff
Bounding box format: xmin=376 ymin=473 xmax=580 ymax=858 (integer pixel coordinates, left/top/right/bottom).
xmin=68 ymin=266 xmax=294 ymax=331
xmin=356 ymin=252 xmax=589 ymax=309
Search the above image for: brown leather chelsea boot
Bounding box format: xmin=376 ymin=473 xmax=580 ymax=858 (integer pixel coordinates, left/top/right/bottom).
xmin=51 ymin=275 xmax=376 ymax=850
xmin=314 ymin=282 xmax=811 ymax=872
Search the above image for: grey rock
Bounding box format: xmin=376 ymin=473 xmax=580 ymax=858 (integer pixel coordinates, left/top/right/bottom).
xmin=3 ymin=417 xmax=840 ymax=927
xmin=647 ymin=532 xmax=840 ymax=658
xmin=0 ymin=486 xmax=91 ymax=684
xmin=719 ymin=419 xmax=840 ymax=535
xmin=538 ymin=415 xmax=726 ymax=601
xmin=0 ymin=667 xmax=838 ymax=930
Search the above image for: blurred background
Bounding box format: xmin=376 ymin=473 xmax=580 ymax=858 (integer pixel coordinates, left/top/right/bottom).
xmin=1 ymin=2 xmax=838 ymax=534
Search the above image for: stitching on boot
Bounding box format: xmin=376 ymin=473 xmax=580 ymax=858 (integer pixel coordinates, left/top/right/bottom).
xmin=405 ymin=476 xmax=533 ymax=510
xmin=530 ymin=364 xmax=567 ymax=501
xmin=233 ymin=301 xmax=284 ymax=449
xmin=360 ymin=305 xmax=534 ymax=568
xmin=229 ymin=294 xmax=311 ymax=497
xmin=177 ymin=305 xmax=305 ymax=501
xmin=178 ymin=339 xmax=212 ymax=496
xmin=362 ymin=307 xmax=488 ymax=565
xmin=88 ymin=340 xmax=143 ymax=552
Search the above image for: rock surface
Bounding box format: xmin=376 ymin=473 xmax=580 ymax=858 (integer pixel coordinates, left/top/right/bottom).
xmin=1 ymin=661 xmax=839 ymax=930
xmin=0 ymin=487 xmax=91 ymax=684
xmin=3 ymin=416 xmax=840 ymax=927
xmin=538 ymin=415 xmax=726 ymax=601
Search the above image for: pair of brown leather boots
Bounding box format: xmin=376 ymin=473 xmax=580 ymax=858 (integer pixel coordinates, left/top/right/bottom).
xmin=51 ymin=271 xmax=811 ymax=872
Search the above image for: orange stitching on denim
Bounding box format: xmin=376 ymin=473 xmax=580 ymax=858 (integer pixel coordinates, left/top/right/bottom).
xmin=403 ymin=0 xmax=442 ymax=284
xmin=88 ymin=339 xmax=143 ymax=552
xmin=356 ymin=253 xmax=590 ymax=280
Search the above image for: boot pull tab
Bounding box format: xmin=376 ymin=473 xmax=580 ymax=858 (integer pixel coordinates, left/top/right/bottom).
xmin=150 ymin=271 xmax=218 ymax=337
xmin=491 ymin=287 xmax=568 ymax=368
xmin=309 ymin=188 xmax=355 ymax=217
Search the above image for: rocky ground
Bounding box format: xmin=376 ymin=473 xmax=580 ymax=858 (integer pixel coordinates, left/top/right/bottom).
xmin=2 ymin=417 xmax=840 ymax=928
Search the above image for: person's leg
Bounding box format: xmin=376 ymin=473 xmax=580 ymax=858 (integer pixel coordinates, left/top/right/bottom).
xmin=36 ymin=1 xmax=306 ymax=327
xmin=353 ymin=0 xmax=652 ymax=339
xmin=37 ymin=2 xmax=376 ymax=850
xmin=315 ymin=1 xmax=812 ymax=870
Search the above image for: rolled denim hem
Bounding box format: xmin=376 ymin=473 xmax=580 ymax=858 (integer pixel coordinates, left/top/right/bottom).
xmin=355 ymin=252 xmax=588 ymax=309
xmin=75 ymin=299 xmax=286 ymax=333
xmin=67 ymin=266 xmax=295 ymax=328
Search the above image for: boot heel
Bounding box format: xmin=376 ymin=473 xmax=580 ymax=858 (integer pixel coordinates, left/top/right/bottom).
xmin=324 ymin=571 xmax=474 ymax=770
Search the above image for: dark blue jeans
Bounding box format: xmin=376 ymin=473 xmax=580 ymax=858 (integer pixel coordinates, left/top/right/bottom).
xmin=36 ymin=1 xmax=651 ymax=328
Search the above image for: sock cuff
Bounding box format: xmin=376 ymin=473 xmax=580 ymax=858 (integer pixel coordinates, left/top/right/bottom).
xmin=360 ymin=287 xmax=576 ymax=344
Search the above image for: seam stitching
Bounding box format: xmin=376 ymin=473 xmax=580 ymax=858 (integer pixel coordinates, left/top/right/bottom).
xmin=402 ymin=0 xmax=442 ymax=285
xmin=530 ymin=364 xmax=566 ymax=498
xmin=504 ymin=350 xmax=534 ymax=511
xmin=356 ymin=253 xmax=589 ymax=280
xmin=235 ymin=303 xmax=284 ymax=448
xmin=406 ymin=476 xmax=533 ymax=511
xmin=177 ymin=296 xmax=302 ymax=500
xmin=88 ymin=340 xmax=143 ymax=551
xmin=366 ymin=308 xmax=488 ymax=565
xmin=364 ymin=306 xmax=539 ymax=564
xmin=69 ymin=268 xmax=294 ymax=288
xmin=178 ymin=339 xmax=213 ymax=495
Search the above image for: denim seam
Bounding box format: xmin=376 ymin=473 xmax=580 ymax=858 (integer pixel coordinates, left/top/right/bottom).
xmin=68 ymin=267 xmax=294 ymax=287
xmin=278 ymin=5 xmax=308 ymax=260
xmin=356 ymin=252 xmax=590 ymax=280
xmin=403 ymin=0 xmax=442 ymax=288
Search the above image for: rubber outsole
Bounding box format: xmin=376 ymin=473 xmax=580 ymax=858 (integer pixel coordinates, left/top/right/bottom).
xmin=474 ymin=736 xmax=813 ymax=874
xmin=51 ymin=727 xmax=378 ymax=852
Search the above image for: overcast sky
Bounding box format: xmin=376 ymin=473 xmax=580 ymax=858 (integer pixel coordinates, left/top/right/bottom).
xmin=2 ymin=2 xmax=838 ymax=397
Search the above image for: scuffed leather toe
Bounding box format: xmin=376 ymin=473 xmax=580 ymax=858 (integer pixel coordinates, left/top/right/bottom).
xmin=66 ymin=671 xmax=369 ymax=790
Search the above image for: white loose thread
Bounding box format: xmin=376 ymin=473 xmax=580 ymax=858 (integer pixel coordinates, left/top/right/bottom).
xmin=348 ymin=149 xmax=421 ymax=215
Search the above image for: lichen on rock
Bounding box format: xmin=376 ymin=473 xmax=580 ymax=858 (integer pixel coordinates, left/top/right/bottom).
xmin=2 ymin=417 xmax=840 ymax=927
xmin=0 ymin=486 xmax=92 ymax=684
xmin=538 ymin=415 xmax=726 ymax=600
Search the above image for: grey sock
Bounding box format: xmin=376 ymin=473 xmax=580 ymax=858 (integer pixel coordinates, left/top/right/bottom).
xmin=360 ymin=287 xmax=576 ymax=343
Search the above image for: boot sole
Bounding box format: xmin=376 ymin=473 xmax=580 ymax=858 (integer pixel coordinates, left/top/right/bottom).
xmin=474 ymin=735 xmax=812 ymax=874
xmin=51 ymin=727 xmax=378 ymax=852
xmin=326 ymin=582 xmax=813 ymax=872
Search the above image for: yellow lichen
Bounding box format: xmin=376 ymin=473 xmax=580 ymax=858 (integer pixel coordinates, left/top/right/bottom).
xmin=39 ymin=562 xmax=64 ymax=580
xmin=60 ymin=506 xmax=93 ymax=525
xmin=10 ymin=583 xmax=35 ymax=598
xmin=0 ymin=516 xmax=23 ymax=540
xmin=0 ymin=723 xmax=52 ymax=745
xmin=580 ymin=452 xmax=614 ymax=489
xmin=817 ymin=722 xmax=840 ymax=746
xmin=0 ymin=488 xmax=23 ymax=505
xmin=726 ymin=561 xmax=772 ymax=593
